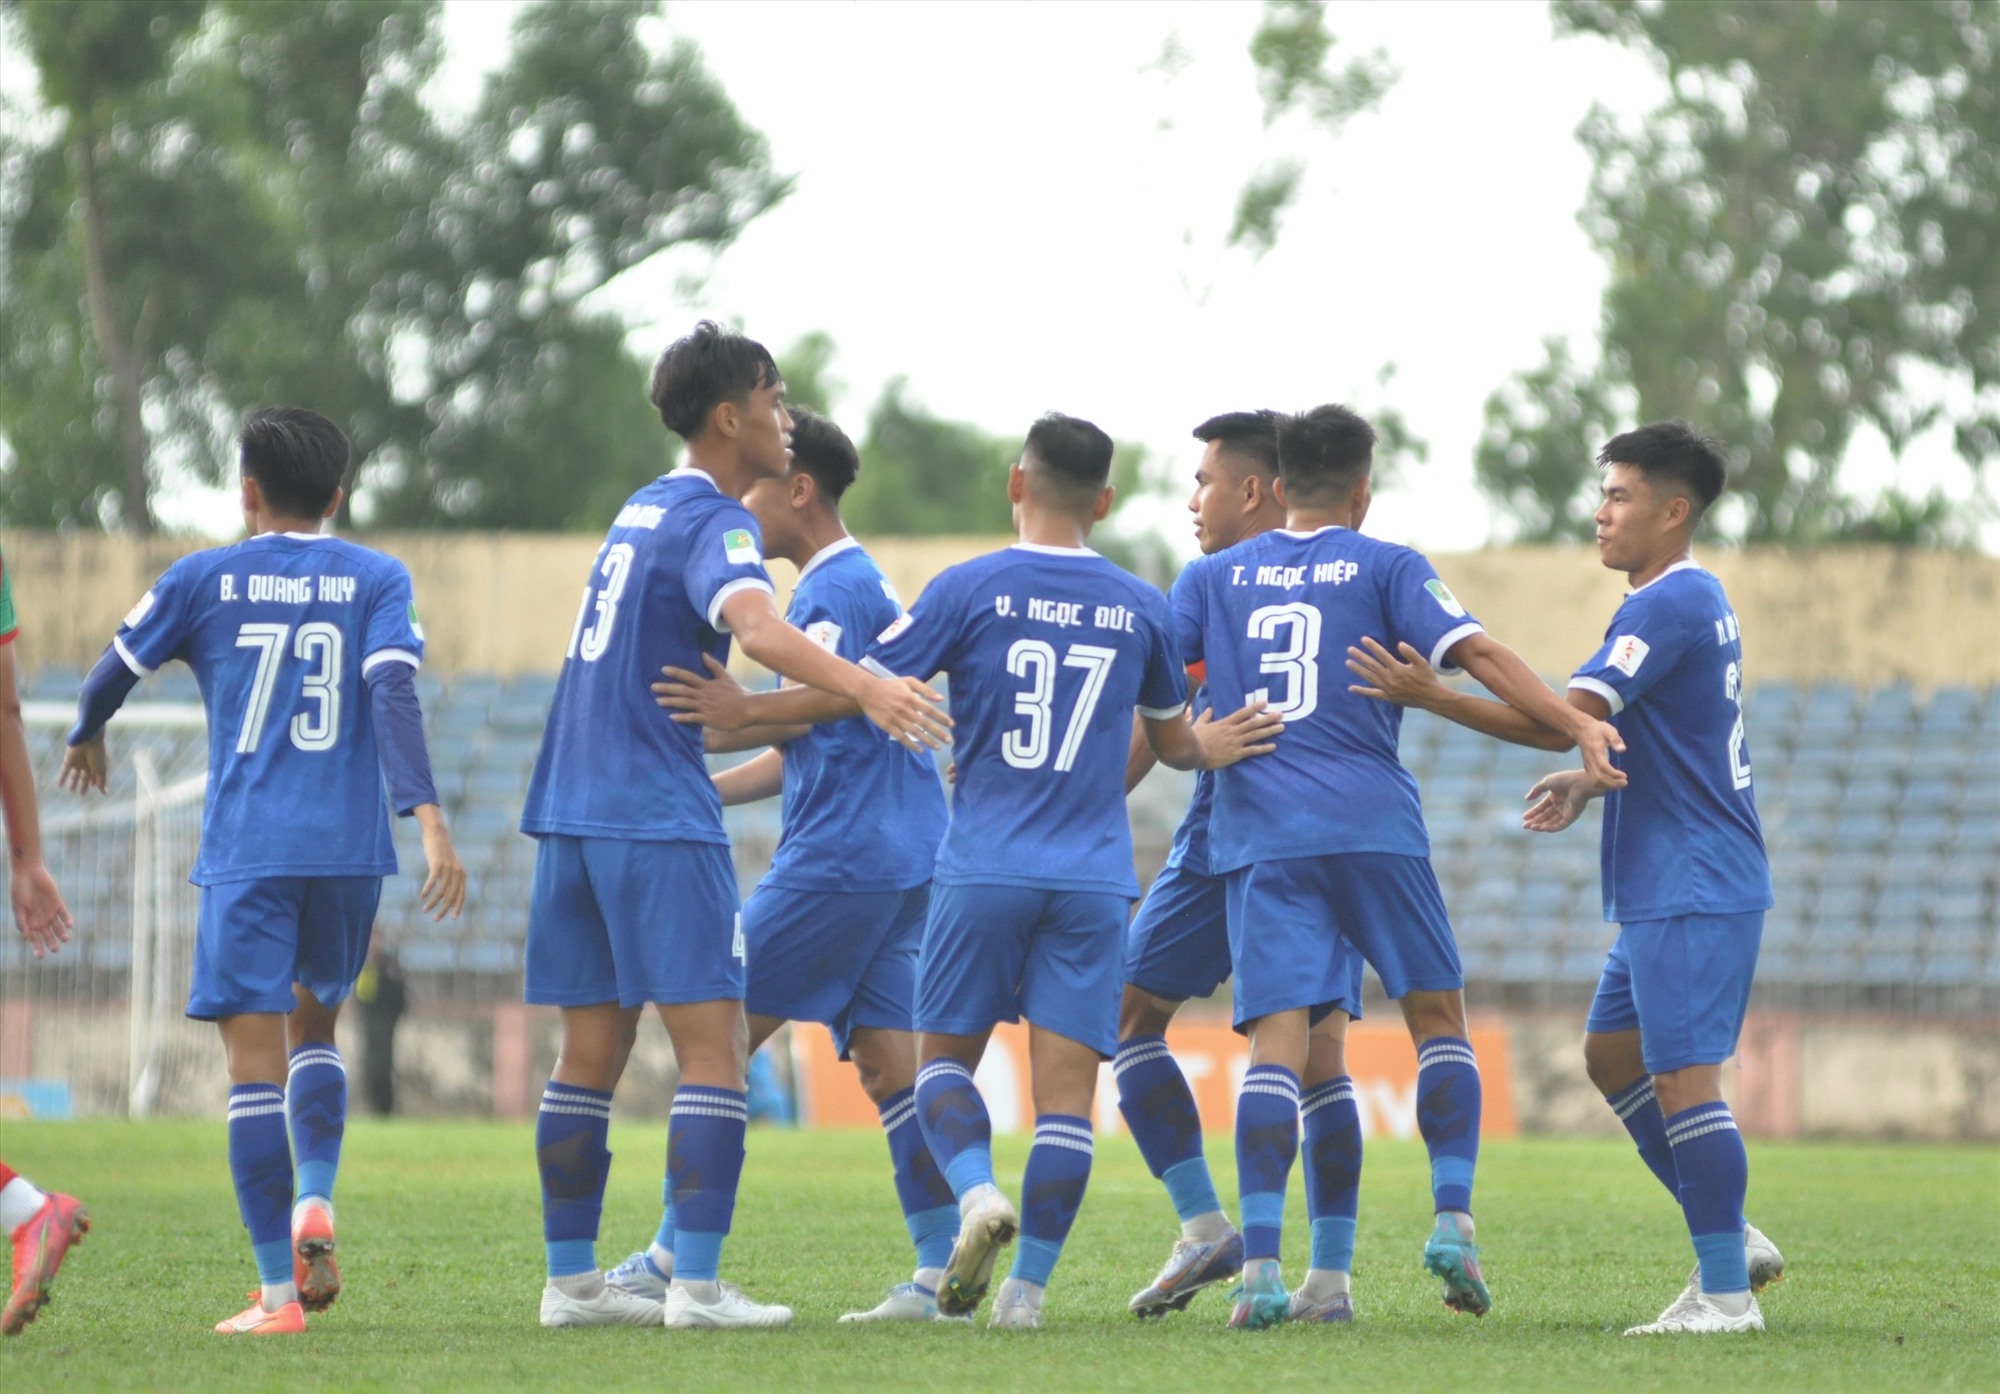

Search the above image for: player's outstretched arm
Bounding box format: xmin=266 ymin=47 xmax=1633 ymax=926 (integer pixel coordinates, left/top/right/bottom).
xmin=1125 ymin=711 xmax=1160 ymax=793
xmin=714 ymin=747 xmax=784 ymax=807
xmin=1347 ymin=637 xmax=1573 ymax=751
xmin=1 ymin=644 xmax=73 ymax=956
xmin=58 ymin=642 xmax=144 ymax=797
xmin=1144 ymin=700 xmax=1283 ymax=772
xmin=1522 ymin=768 xmax=1601 ymax=833
xmin=659 ymin=654 xmax=861 ymax=730
xmin=1441 ymin=632 xmax=1627 ymax=789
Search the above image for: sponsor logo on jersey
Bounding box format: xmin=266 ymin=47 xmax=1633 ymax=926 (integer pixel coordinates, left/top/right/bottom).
xmin=723 ymin=528 xmax=761 ymax=565
xmin=875 ymin=613 xmax=914 ymax=644
xmin=1424 ymin=578 xmax=1467 ymax=618
xmin=1608 ymin=633 xmax=1651 ymax=676
xmin=124 ymin=590 xmax=157 ymax=628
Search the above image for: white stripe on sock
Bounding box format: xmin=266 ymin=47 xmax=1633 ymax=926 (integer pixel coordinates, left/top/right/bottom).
xmin=1032 ymin=1134 xmax=1095 ymax=1156
xmin=1612 ymin=1083 xmax=1657 ymax=1120
xmin=1113 ymin=1043 xmax=1174 ymax=1075
xmin=670 ymin=1102 xmax=749 ymax=1121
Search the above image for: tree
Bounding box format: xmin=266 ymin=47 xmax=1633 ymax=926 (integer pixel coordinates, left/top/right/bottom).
xmin=1474 ymin=338 xmax=1624 ymax=542
xmin=1480 ymin=0 xmax=2000 ymax=544
xmin=844 ymin=379 xmax=1017 ymax=537
xmin=0 ymin=0 xmax=787 ymax=532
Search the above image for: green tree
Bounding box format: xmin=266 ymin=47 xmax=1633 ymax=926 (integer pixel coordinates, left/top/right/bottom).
xmin=1475 ymin=338 xmax=1624 ymax=542
xmin=1480 ymin=0 xmax=2000 ymax=544
xmin=844 ymin=379 xmax=1017 ymax=537
xmin=0 ymin=0 xmax=787 ymax=532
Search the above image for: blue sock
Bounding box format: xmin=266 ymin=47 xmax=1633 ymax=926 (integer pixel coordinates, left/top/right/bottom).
xmin=228 ymin=1084 xmax=295 ymax=1287
xmin=650 ymin=1182 xmax=675 ymax=1259
xmin=1415 ymin=1037 xmax=1481 ymax=1215
xmin=1116 ymin=1035 xmax=1222 ymax=1223
xmin=915 ymin=1059 xmax=994 ymax=1200
xmin=1666 ymin=1101 xmax=1750 ymax=1294
xmin=1010 ymin=1115 xmax=1093 ymax=1287
xmin=536 ymin=1080 xmax=612 ymax=1279
xmin=669 ymin=1085 xmax=748 ymax=1283
xmin=286 ymin=1043 xmax=346 ymax=1207
xmin=1235 ymin=1064 xmax=1301 ymax=1262
xmin=1606 ymin=1077 xmax=1680 ymax=1197
xmin=880 ymin=1087 xmax=958 ymax=1271
xmin=1301 ymin=1076 xmax=1361 ymax=1273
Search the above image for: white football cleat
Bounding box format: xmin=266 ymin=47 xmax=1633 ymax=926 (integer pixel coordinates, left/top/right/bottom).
xmin=662 ymin=1281 xmax=793 ymax=1329
xmin=1624 ymin=1291 xmax=1764 ymax=1336
xmin=986 ymin=1276 xmax=1042 ymax=1329
xmin=937 ymin=1190 xmax=1017 ymax=1317
xmin=1667 ymin=1223 xmax=1786 ymax=1313
xmin=604 ymin=1251 xmax=670 ymax=1301
xmin=839 ymin=1282 xmax=960 ymax=1323
xmin=539 ymin=1279 xmax=664 ymax=1328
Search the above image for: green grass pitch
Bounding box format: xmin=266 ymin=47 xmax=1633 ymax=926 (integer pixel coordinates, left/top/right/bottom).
xmin=2 ymin=1122 xmax=1994 ymax=1391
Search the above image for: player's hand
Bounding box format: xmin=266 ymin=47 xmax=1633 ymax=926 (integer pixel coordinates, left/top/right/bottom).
xmin=1344 ymin=637 xmax=1443 ymax=708
xmin=857 ymin=674 xmax=953 ymax=754
xmin=417 ymin=814 xmax=467 ymax=921
xmin=1523 ymin=769 xmax=1596 ymax=833
xmin=58 ymin=737 xmax=109 ymax=795
xmin=655 ymin=656 xmax=753 ymax=730
xmin=11 ymin=860 xmax=74 ymax=958
xmin=1192 ymin=701 xmax=1284 ymax=770
xmin=945 ymin=761 xmax=956 ymax=785
xmin=1569 ymin=715 xmax=1628 ymax=789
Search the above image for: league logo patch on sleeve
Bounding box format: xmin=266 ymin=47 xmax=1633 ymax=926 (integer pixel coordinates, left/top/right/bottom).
xmin=123 ymin=590 xmax=157 ymax=628
xmin=1608 ymin=633 xmax=1651 ymax=677
xmin=804 ymin=620 xmax=842 ymax=653
xmin=723 ymin=528 xmax=762 ymax=565
xmin=406 ymin=601 xmax=425 ymax=642
xmin=1424 ymin=578 xmax=1467 ymax=618
xmin=875 ymin=613 xmax=914 ymax=645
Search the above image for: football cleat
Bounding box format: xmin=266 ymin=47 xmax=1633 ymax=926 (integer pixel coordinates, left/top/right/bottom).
xmin=838 ymin=1282 xmax=961 ymax=1323
xmin=662 ymin=1281 xmax=792 ymax=1329
xmin=1665 ymin=1223 xmax=1786 ymax=1316
xmin=1422 ymin=1214 xmax=1492 ymax=1317
xmin=4 ymin=1193 xmax=89 ymax=1336
xmin=1624 ymin=1291 xmax=1764 ymax=1336
xmin=937 ymin=1190 xmax=1017 ymax=1317
xmin=215 ymin=1298 xmax=307 ymax=1335
xmin=1128 ymin=1227 xmax=1245 ymax=1318
xmin=539 ymin=1280 xmax=664 ymax=1328
xmin=292 ymin=1204 xmax=340 ymax=1312
xmin=986 ymin=1276 xmax=1041 ymax=1329
xmin=1226 ymin=1258 xmax=1291 ymax=1331
xmin=604 ymin=1250 xmax=671 ymax=1302
xmin=1287 ymin=1286 xmax=1355 ymax=1324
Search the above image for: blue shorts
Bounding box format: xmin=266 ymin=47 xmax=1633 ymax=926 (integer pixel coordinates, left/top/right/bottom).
xmin=524 ymin=835 xmax=742 ymax=1008
xmin=918 ymin=883 xmax=1129 ymax=1058
xmin=1585 ymin=911 xmax=1765 ymax=1075
xmin=1226 ymin=852 xmax=1455 ymax=1025
xmin=1123 ymin=863 xmax=1234 ymax=1002
xmin=188 ymin=876 xmax=381 ymax=1021
xmin=744 ymin=882 xmax=929 ymax=1058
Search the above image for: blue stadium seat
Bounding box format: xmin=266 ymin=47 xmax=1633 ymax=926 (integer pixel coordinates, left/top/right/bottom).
xmin=1845 ymin=745 xmax=1909 ymax=780
xmin=1900 ymin=775 xmax=1961 ymax=813
xmin=1859 ymin=684 xmax=1918 ymax=734
xmin=26 ymin=666 xmax=83 ymax=699
xmin=1918 ymin=686 xmax=1982 ymax=737
xmin=1555 ymin=948 xmax=1602 ymax=984
xmin=399 ymin=940 xmax=457 ymax=974
xmin=1887 ymin=812 xmax=1952 ymax=854
xmin=1797 ymin=685 xmax=1859 ymax=736
xmin=1917 ymin=953 xmax=1977 ymax=988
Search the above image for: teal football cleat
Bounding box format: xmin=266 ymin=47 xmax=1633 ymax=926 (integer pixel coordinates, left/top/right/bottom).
xmin=1226 ymin=1258 xmax=1291 ymax=1331
xmin=1422 ymin=1215 xmax=1491 ymax=1317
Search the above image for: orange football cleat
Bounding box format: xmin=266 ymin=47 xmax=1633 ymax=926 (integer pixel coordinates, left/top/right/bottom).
xmin=214 ymin=1298 xmax=307 ymax=1335
xmin=3 ymin=1192 xmax=89 ymax=1336
xmin=293 ymin=1205 xmax=340 ymax=1312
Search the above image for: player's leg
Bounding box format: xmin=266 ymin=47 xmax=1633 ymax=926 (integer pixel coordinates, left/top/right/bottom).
xmin=915 ymin=883 xmax=1037 ymax=1317
xmin=1622 ymin=912 xmax=1770 ymax=1336
xmin=1584 ymin=934 xmax=1683 ymax=1197
xmin=283 ymin=876 xmax=379 ymax=1313
xmin=1 ymin=1161 xmax=88 ymax=1337
xmin=522 ymin=834 xmax=659 ymax=1328
xmin=1116 ymin=865 xmax=1241 ymax=1317
xmin=190 ymin=878 xmax=313 ymax=1334
xmin=1293 ymin=1002 xmax=1362 ymax=1323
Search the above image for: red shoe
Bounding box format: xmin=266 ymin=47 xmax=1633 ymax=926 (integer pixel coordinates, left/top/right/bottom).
xmin=3 ymin=1192 xmax=88 ymax=1336
xmin=215 ymin=1298 xmax=307 ymax=1335
xmin=293 ymin=1205 xmax=340 ymax=1312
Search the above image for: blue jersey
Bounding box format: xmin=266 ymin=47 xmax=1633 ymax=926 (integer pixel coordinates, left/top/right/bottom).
xmin=110 ymin=532 xmax=424 ymax=885
xmin=1569 ymin=561 xmax=1772 ymax=923
xmin=762 ymin=538 xmax=947 ymax=892
xmin=521 ymin=468 xmax=774 ymax=843
xmin=867 ymin=544 xmax=1188 ymax=898
xmin=1171 ymin=526 xmax=1485 ymax=873
xmin=1161 ymin=685 xmax=1216 ymax=876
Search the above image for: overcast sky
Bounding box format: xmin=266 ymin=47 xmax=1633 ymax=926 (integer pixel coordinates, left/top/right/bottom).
xmin=104 ymin=2 xmax=1994 ymax=550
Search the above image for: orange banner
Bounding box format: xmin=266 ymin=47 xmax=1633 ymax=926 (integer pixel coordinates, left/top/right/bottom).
xmin=793 ymin=1019 xmax=1516 ymax=1139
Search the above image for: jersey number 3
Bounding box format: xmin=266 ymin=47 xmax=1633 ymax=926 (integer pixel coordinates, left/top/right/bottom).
xmin=1003 ymin=639 xmax=1117 ymax=772
xmin=234 ymin=622 xmax=343 ymax=754
xmin=1246 ymin=602 xmax=1322 ymax=722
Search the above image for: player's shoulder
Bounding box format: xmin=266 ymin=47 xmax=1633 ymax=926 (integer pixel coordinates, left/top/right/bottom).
xmin=1618 ymin=562 xmax=1721 ymax=623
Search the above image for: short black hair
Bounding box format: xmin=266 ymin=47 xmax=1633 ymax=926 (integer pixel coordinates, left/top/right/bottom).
xmin=1022 ymin=412 xmax=1114 ymax=504
xmin=1274 ymin=404 xmax=1375 ymax=504
xmin=786 ymin=407 xmax=860 ymax=504
xmin=649 ymin=320 xmax=781 ymax=441
xmin=240 ymin=407 xmax=349 ymax=518
xmin=1192 ymin=410 xmax=1280 ymax=477
xmin=1597 ymin=421 xmax=1727 ymax=521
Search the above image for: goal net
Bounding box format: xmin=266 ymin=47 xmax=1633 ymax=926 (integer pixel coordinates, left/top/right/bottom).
xmin=2 ymin=703 xmax=215 ymax=1119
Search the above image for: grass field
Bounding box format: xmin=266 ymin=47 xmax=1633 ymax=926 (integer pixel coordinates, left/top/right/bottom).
xmin=1 ymin=1122 xmax=1994 ymax=1392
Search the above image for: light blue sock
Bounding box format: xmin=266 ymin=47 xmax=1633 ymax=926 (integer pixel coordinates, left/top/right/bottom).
xmin=1667 ymin=1101 xmax=1750 ymax=1294
xmin=286 ymin=1043 xmax=345 ymax=1207
xmin=1162 ymin=1157 xmax=1224 ymax=1223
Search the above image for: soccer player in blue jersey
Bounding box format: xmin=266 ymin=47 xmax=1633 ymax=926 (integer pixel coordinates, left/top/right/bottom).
xmin=1116 ymin=412 xmax=1367 ymax=1324
xmin=1172 ymin=404 xmax=1626 ymax=1329
xmin=1347 ymin=422 xmax=1782 ymax=1335
xmin=59 ymin=408 xmax=467 ymax=1335
xmin=519 ymin=324 xmax=950 ymax=1331
xmin=661 ymin=413 xmax=1282 ymax=1328
xmin=600 ymin=408 xmax=960 ymax=1321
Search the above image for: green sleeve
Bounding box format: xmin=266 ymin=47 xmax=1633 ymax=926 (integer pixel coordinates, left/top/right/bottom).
xmin=0 ymin=547 xmax=16 ymax=642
